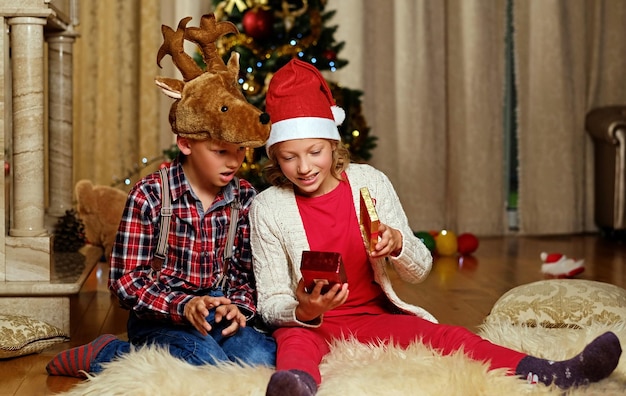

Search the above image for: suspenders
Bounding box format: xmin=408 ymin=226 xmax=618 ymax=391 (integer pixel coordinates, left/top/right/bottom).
xmin=150 ymin=166 xmax=241 ymax=288
xmin=151 ymin=167 xmax=172 ymax=273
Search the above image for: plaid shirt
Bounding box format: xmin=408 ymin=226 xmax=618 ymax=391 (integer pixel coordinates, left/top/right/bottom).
xmin=109 ymin=156 xmax=258 ymax=324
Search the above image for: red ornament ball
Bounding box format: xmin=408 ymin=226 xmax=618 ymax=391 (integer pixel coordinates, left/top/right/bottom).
xmin=242 ymin=8 xmax=274 ymax=40
xmin=322 ymin=49 xmax=337 ymax=61
xmin=457 ymin=233 xmax=479 ymax=255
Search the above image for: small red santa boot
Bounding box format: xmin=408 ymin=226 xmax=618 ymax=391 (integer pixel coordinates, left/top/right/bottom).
xmin=540 ymin=252 xmax=585 ymax=278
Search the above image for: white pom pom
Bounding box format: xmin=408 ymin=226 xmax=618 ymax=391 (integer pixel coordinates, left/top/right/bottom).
xmin=331 ymin=105 xmax=345 ymax=126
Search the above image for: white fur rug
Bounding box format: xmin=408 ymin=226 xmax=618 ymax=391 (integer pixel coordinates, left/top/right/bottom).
xmin=59 ymin=322 xmax=626 ymax=396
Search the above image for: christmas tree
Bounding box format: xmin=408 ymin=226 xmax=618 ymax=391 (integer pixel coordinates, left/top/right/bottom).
xmin=209 ymin=0 xmax=376 ymax=189
xmin=114 ymin=0 xmax=376 ymax=190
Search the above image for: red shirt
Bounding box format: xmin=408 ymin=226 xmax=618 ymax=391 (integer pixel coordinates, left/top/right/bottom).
xmin=296 ymin=175 xmax=387 ymax=316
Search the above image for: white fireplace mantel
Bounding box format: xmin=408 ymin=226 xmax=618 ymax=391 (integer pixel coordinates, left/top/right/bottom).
xmin=0 ymin=0 xmax=88 ymax=335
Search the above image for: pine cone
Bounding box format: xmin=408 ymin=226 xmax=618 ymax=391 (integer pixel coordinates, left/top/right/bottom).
xmin=53 ymin=209 xmax=86 ymax=252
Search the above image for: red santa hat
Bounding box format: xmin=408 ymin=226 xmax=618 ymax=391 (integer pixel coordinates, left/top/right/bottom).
xmin=265 ymin=59 xmax=345 ymax=152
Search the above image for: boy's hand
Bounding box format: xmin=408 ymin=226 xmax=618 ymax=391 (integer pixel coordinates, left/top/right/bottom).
xmin=294 ymin=279 xmax=349 ymax=323
xmin=370 ymin=223 xmax=403 ymax=258
xmin=184 ymin=295 xmax=231 ymax=336
xmin=214 ymin=304 xmax=247 ymax=337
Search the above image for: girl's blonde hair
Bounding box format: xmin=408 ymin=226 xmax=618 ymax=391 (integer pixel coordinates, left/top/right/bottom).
xmin=263 ymin=140 xmax=351 ymax=187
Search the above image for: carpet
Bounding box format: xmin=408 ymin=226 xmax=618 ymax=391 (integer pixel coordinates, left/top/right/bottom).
xmin=59 ymin=321 xmax=626 ymax=396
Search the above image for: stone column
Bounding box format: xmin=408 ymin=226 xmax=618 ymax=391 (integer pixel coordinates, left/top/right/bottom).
xmin=8 ymin=17 xmax=47 ymax=237
xmin=47 ymin=32 xmax=77 ymax=219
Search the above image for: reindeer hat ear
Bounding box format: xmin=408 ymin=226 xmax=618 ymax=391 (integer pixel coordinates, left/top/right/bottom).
xmin=265 ymin=59 xmax=344 ymax=152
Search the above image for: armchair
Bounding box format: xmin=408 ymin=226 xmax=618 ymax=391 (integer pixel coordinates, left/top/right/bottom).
xmin=585 ymin=106 xmax=626 ymax=233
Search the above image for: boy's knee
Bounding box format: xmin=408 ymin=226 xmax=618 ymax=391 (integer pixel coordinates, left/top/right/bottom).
xmin=232 ymin=328 xmax=276 ymax=366
xmin=245 ymin=346 xmax=276 ymax=366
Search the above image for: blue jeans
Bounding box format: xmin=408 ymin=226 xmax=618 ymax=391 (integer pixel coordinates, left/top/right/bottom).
xmin=91 ymin=295 xmax=276 ymax=373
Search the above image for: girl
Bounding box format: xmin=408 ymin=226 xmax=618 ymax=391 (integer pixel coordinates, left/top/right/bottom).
xmin=250 ymin=59 xmax=621 ymax=396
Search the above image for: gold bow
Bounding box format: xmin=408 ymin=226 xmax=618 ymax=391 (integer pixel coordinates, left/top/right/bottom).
xmin=223 ymin=0 xmax=252 ymax=14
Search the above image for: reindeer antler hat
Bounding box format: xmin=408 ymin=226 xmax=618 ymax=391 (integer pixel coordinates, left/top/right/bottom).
xmin=155 ymin=14 xmax=270 ymax=148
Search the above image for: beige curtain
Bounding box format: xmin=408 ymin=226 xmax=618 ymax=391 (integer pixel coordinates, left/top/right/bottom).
xmin=445 ymin=1 xmax=507 ymax=235
xmin=515 ymin=0 xmax=626 ymax=235
xmin=358 ymin=0 xmax=506 ymax=236
xmin=72 ymin=0 xmax=626 ymax=236
xmin=73 ymin=0 xmax=162 ymax=189
xmin=339 ymin=0 xmax=626 ymax=236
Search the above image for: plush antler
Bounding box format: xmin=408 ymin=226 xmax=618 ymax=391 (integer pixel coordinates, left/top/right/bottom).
xmin=184 ymin=14 xmax=238 ymax=73
xmin=156 ymin=17 xmax=202 ymax=82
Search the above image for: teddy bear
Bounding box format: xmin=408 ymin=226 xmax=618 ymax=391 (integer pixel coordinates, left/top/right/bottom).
xmin=74 ymin=180 xmax=127 ymax=261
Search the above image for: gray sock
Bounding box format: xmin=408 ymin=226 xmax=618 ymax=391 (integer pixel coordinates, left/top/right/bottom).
xmin=515 ymin=331 xmax=622 ymax=388
xmin=266 ymin=369 xmax=318 ymax=396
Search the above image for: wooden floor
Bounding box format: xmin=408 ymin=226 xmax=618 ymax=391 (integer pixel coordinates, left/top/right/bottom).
xmin=1 ymin=233 xmax=625 ymax=395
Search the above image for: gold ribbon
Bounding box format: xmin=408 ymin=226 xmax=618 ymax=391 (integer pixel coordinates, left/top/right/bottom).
xmin=223 ymin=0 xmax=251 ymax=14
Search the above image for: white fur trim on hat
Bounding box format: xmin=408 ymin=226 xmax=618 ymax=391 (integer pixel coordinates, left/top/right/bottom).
xmin=331 ymin=105 xmax=346 ymax=126
xmin=266 ymin=117 xmax=341 ymax=151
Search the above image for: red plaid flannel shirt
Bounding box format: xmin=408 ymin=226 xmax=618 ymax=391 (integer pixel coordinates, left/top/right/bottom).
xmin=109 ymin=157 xmax=258 ymax=324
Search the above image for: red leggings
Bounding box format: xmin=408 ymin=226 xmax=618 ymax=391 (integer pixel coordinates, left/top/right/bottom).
xmin=273 ymin=314 xmax=527 ymax=384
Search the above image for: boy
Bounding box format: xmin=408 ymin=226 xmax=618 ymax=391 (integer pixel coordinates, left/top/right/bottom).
xmin=47 ymin=134 xmax=276 ymax=378
xmin=46 ymin=14 xmax=275 ymax=377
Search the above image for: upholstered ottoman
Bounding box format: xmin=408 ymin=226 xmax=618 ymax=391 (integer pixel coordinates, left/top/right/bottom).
xmin=483 ymin=279 xmax=626 ymax=329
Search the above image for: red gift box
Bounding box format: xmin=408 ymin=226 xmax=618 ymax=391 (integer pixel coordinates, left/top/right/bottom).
xmin=300 ymin=251 xmax=347 ymax=293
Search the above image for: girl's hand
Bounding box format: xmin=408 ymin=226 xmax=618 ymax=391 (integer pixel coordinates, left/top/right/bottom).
xmin=294 ymin=279 xmax=349 ymax=323
xmin=370 ymin=223 xmax=403 ymax=258
xmin=184 ymin=295 xmax=231 ymax=336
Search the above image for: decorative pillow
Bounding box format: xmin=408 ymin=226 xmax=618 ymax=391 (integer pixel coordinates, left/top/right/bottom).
xmin=0 ymin=314 xmax=69 ymax=359
xmin=485 ymin=279 xmax=626 ymax=329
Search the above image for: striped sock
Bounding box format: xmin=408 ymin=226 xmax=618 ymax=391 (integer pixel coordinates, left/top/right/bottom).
xmin=46 ymin=334 xmax=117 ymax=378
xmin=515 ymin=331 xmax=622 ymax=389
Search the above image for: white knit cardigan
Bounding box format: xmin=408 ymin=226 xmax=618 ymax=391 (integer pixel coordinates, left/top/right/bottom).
xmin=250 ymin=163 xmax=438 ymax=328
